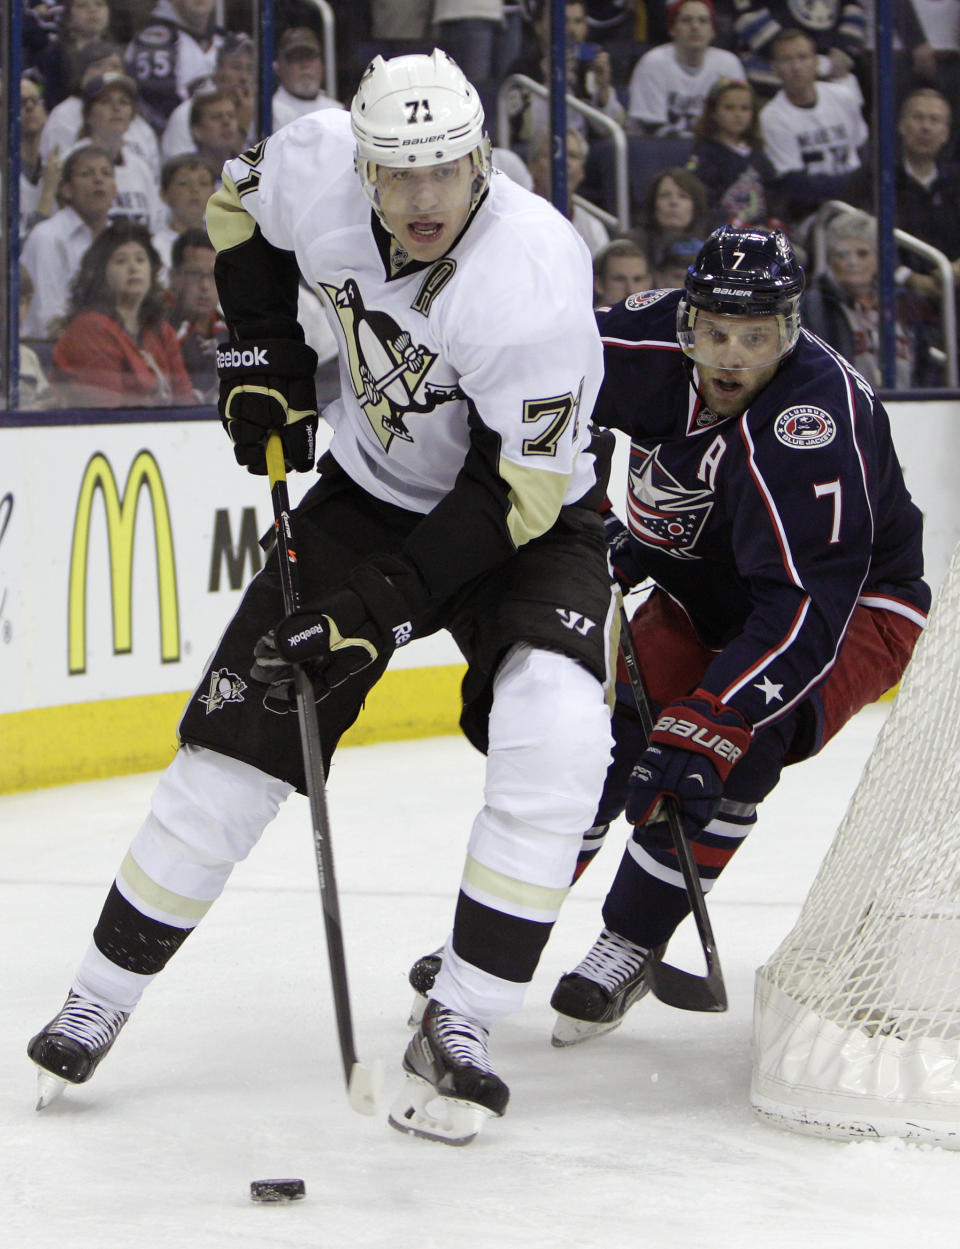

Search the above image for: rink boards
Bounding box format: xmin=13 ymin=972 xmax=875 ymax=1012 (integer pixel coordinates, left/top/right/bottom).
xmin=0 ymin=399 xmax=957 ymax=792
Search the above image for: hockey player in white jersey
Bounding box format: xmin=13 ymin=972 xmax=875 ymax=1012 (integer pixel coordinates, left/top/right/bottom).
xmin=28 ymin=51 xmax=616 ymax=1146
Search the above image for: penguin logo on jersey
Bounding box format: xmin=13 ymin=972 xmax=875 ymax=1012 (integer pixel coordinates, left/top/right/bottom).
xmin=626 ymin=446 xmax=713 ymax=559
xmin=199 ymin=668 xmax=247 ymax=714
xmin=774 ymin=406 xmax=836 ymax=450
xmin=320 ymin=278 xmax=464 ymax=452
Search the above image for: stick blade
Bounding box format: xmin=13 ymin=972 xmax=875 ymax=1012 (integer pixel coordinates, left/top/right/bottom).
xmin=645 ymin=953 xmax=728 ymax=1012
xmin=347 ymin=1058 xmax=384 ymax=1116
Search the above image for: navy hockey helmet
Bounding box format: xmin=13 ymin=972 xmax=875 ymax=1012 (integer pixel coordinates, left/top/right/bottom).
xmin=677 ymin=226 xmax=805 ymax=369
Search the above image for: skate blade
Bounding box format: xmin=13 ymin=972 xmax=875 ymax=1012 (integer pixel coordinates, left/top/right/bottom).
xmin=387 ymin=1073 xmax=493 ymax=1146
xmin=35 ymin=1069 xmax=69 ymax=1110
xmin=550 ymin=1013 xmax=624 ymax=1048
xmin=406 ymin=991 xmax=428 ymax=1029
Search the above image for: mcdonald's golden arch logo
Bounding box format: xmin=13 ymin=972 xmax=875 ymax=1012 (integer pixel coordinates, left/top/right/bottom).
xmin=69 ymin=450 xmax=180 ymax=675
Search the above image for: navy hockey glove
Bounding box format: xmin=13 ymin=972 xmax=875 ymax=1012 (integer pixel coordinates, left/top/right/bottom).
xmin=217 ymin=338 xmax=319 ymax=475
xmin=599 ymin=500 xmax=646 ymax=592
xmin=625 ymin=689 xmax=752 ymax=832
xmin=251 ymin=556 xmax=426 ymax=710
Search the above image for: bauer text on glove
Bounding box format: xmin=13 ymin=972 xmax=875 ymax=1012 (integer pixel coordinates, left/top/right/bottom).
xmin=625 ymin=689 xmax=752 ymax=830
xmin=217 ymin=337 xmax=319 ymax=474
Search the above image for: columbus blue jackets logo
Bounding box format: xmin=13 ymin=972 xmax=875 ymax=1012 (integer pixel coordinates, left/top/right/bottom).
xmin=626 ymin=447 xmax=713 ymax=559
xmin=774 ymin=406 xmax=836 ymax=450
xmin=625 ymin=288 xmax=671 ymax=311
xmin=320 ymin=278 xmax=464 ymax=452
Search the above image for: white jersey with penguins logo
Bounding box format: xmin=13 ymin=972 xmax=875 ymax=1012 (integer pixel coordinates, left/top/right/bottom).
xmin=218 ymin=109 xmax=604 ymax=522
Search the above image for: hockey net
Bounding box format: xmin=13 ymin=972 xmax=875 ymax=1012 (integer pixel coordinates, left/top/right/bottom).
xmin=751 ymin=541 xmax=960 ymax=1148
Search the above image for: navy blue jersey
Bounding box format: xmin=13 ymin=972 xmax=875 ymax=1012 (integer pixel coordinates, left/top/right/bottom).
xmin=595 ymin=287 xmax=930 ymax=731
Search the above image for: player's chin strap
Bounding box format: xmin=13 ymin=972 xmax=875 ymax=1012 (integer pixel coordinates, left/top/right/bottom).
xmin=616 ymin=588 xmax=728 ymax=1013
xmin=264 ymin=433 xmax=384 ymax=1111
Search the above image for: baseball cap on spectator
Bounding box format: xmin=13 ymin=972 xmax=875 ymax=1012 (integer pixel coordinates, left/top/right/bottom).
xmin=277 ymin=27 xmax=322 ymax=58
xmin=82 ymin=71 xmax=138 ymax=107
xmin=657 ymin=236 xmax=704 ymax=267
xmin=667 ymin=0 xmax=716 ymax=27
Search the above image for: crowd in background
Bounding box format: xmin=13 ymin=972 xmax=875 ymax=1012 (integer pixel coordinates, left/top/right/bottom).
xmin=10 ymin=0 xmax=960 ymax=408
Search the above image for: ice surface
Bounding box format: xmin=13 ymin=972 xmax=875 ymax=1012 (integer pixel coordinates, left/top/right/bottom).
xmin=4 ymin=703 xmax=957 ymax=1248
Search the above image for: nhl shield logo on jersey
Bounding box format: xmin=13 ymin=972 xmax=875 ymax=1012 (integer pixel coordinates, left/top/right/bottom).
xmin=625 ymin=288 xmax=672 ymax=312
xmin=626 ymin=446 xmax=713 ymax=559
xmin=774 ymin=406 xmax=836 ymax=450
xmin=320 ymin=278 xmax=464 ymax=452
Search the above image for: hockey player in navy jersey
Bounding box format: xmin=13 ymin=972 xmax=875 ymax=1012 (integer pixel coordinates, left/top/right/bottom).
xmin=548 ymin=225 xmax=930 ymax=1043
xmin=408 ymin=225 xmax=930 ymax=1045
xmin=27 ymin=51 xmax=616 ymax=1144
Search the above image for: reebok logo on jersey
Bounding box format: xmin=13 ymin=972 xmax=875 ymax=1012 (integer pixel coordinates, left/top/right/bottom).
xmin=216 ymin=346 xmax=268 ymax=369
xmin=392 ymin=621 xmax=414 ymax=647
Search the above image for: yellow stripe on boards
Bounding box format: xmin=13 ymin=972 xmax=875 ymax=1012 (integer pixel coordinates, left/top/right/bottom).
xmin=0 ymin=664 xmax=466 ymax=794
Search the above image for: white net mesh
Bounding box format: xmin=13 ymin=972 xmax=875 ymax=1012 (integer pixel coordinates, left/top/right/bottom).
xmin=751 ymin=542 xmax=960 ymax=1145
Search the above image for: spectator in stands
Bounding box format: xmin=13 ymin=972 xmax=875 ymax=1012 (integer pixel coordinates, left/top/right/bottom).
xmin=686 ymin=77 xmax=779 ymax=227
xmin=34 ymin=0 xmax=114 ymax=110
xmin=20 ymin=71 xmax=62 ymax=238
xmin=759 ymin=28 xmax=868 ymax=236
xmin=593 ymin=236 xmax=653 ymax=306
xmin=187 ymin=89 xmax=243 ymax=173
xmin=20 ymin=143 xmax=117 ymax=340
xmin=507 ymin=0 xmax=625 ymax=147
xmin=732 ymin=0 xmax=868 ymax=99
xmin=160 ymin=34 xmax=257 ymax=161
xmin=164 ymin=227 xmax=223 ymax=402
xmin=652 ymin=232 xmax=703 ymax=287
xmin=76 ymin=72 xmax=166 ymax=231
xmin=126 ymin=0 xmax=227 ymax=134
xmin=802 ymin=209 xmax=938 ymax=388
xmin=634 ymin=165 xmax=711 ymax=257
xmin=152 ymin=153 xmax=217 ymax=272
xmin=272 ymin=26 xmax=343 ymax=131
xmin=18 ymin=266 xmax=52 ymax=409
xmin=52 ymin=221 xmax=193 ymax=406
xmin=902 ymin=0 xmax=960 ymax=155
xmin=848 ymin=87 xmax=960 ymax=309
xmin=433 ymin=1 xmax=507 ymax=102
xmin=627 ymin=0 xmax=746 ymax=138
xmin=41 ymin=40 xmax=162 ymax=179
xmin=527 ymin=127 xmax=612 ymax=255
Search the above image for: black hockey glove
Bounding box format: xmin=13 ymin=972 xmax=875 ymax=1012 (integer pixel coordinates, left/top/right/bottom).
xmin=601 ymin=502 xmax=643 ymax=593
xmin=251 ymin=555 xmax=426 ymax=711
xmin=625 ymin=689 xmax=753 ymax=833
xmin=217 ymin=338 xmax=319 ymax=475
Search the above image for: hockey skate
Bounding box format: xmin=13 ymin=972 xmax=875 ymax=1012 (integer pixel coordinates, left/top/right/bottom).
xmin=28 ymin=990 xmax=130 ymax=1109
xmin=389 ymin=999 xmax=509 ymax=1146
xmin=550 ymin=929 xmax=665 ymax=1047
xmin=406 ymin=947 xmax=442 ymax=1026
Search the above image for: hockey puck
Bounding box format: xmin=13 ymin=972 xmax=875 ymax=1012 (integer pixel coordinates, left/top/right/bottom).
xmin=250 ymin=1178 xmax=306 ymax=1203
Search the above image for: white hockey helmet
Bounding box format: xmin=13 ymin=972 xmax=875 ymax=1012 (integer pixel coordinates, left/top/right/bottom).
xmin=351 ymin=49 xmax=492 ymax=219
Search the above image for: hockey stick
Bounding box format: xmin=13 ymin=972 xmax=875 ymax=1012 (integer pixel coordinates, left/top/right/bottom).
xmin=265 ymin=433 xmax=383 ymax=1113
xmin=616 ymin=593 xmax=728 ymax=1012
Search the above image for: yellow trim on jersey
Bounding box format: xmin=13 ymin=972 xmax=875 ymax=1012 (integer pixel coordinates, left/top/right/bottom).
xmin=462 ymin=855 xmax=571 ymax=914
xmin=206 ymin=174 xmax=257 ymax=253
xmin=119 ymin=850 xmax=214 ymax=923
xmin=499 ymin=459 xmax=572 ymax=547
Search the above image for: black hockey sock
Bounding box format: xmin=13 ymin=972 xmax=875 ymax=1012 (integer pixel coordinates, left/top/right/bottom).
xmin=93 ymin=882 xmax=194 ymax=976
